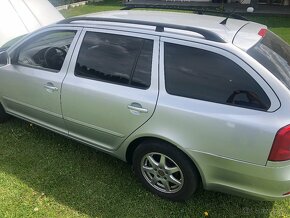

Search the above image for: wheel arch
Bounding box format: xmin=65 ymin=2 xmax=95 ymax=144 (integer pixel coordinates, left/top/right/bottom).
xmin=125 ymin=136 xmax=205 ymax=186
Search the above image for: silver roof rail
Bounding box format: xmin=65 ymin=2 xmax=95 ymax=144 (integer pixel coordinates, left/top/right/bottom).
xmin=58 ymin=17 xmax=226 ymax=43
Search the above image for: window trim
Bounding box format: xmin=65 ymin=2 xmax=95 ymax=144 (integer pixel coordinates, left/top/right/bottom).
xmin=70 ymin=28 xmax=158 ymax=90
xmin=160 ymin=37 xmax=280 ymax=112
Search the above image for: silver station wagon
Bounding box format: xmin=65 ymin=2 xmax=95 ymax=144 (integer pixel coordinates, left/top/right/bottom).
xmin=0 ymin=10 xmax=289 ymax=201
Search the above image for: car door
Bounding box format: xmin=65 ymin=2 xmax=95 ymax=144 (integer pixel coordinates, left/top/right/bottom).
xmin=61 ymin=29 xmax=159 ymax=150
xmin=0 ymin=27 xmax=82 ymax=134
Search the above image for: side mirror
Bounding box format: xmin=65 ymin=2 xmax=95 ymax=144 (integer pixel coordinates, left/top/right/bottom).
xmin=0 ymin=51 xmax=9 ymax=66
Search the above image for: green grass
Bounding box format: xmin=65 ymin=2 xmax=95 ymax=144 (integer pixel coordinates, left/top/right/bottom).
xmin=270 ymin=28 xmax=290 ymax=43
xmin=61 ymin=1 xmax=123 ymax=17
xmin=61 ymin=5 xmax=122 ymax=17
xmin=0 ymin=119 xmax=289 ymax=218
xmin=0 ymin=2 xmax=289 ymax=217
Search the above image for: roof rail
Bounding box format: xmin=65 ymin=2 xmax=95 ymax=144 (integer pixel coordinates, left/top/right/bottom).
xmin=58 ymin=17 xmax=226 ymax=43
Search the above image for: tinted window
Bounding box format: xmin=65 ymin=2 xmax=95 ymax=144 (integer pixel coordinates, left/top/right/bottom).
xmin=16 ymin=31 xmax=76 ymax=71
xmin=248 ymin=31 xmax=290 ymax=90
xmin=164 ymin=43 xmax=271 ymax=110
xmin=75 ymin=32 xmax=153 ymax=89
xmin=132 ymin=40 xmax=153 ymax=89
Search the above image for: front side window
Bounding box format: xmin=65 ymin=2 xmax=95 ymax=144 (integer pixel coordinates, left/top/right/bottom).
xmin=16 ymin=30 xmax=76 ymax=71
xmin=75 ymin=32 xmax=153 ymax=89
xmin=164 ymin=43 xmax=271 ymax=110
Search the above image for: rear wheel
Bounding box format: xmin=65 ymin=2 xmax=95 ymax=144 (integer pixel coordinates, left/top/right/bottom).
xmin=133 ymin=140 xmax=199 ymax=201
xmin=0 ymin=103 xmax=10 ymax=123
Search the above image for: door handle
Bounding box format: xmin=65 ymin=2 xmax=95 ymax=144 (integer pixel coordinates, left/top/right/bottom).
xmin=44 ymin=83 xmax=58 ymax=92
xmin=128 ymin=103 xmax=148 ymax=113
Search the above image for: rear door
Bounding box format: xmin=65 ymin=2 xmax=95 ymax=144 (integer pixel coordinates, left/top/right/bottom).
xmin=61 ymin=29 xmax=159 ymax=150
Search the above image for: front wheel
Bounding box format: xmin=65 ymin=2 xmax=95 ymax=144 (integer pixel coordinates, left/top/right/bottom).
xmin=133 ymin=140 xmax=199 ymax=201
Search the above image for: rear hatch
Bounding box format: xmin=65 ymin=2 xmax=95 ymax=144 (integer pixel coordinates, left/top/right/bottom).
xmin=233 ymin=24 xmax=290 ymax=91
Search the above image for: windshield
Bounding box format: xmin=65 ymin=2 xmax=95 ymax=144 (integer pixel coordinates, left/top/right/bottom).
xmin=247 ymin=31 xmax=290 ymax=90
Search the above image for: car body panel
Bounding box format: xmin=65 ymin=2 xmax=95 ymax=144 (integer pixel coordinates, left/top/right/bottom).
xmin=233 ymin=22 xmax=266 ymax=51
xmin=186 ymin=149 xmax=290 ymax=200
xmin=61 ymin=28 xmax=160 ymax=150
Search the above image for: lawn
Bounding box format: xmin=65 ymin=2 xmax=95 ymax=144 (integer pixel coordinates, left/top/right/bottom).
xmin=0 ymin=2 xmax=289 ymax=218
xmin=0 ymin=120 xmax=289 ymax=218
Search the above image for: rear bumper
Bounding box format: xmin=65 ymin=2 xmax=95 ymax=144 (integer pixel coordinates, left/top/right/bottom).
xmin=186 ymin=149 xmax=290 ymax=200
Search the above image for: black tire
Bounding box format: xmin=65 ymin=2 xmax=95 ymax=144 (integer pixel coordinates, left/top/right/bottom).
xmin=133 ymin=140 xmax=199 ymax=201
xmin=0 ymin=103 xmax=10 ymax=123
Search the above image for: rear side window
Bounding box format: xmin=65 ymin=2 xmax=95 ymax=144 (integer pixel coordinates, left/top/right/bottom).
xmin=248 ymin=31 xmax=290 ymax=90
xmin=75 ymin=32 xmax=153 ymax=89
xmin=164 ymin=43 xmax=271 ymax=110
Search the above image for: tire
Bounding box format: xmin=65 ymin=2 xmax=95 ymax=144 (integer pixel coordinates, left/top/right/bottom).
xmin=0 ymin=103 xmax=10 ymax=123
xmin=133 ymin=140 xmax=199 ymax=201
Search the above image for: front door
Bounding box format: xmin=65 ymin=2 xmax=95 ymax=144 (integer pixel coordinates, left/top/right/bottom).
xmin=0 ymin=27 xmax=81 ymax=134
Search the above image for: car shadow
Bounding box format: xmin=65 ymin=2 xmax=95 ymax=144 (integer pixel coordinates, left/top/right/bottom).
xmin=0 ymin=119 xmax=276 ymax=217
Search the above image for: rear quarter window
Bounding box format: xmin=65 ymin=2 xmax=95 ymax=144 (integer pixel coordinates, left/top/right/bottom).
xmin=164 ymin=43 xmax=271 ymax=111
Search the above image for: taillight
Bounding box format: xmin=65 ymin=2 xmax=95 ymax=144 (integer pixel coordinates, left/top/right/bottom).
xmin=268 ymin=125 xmax=290 ymax=161
xmin=258 ymin=28 xmax=267 ymax=38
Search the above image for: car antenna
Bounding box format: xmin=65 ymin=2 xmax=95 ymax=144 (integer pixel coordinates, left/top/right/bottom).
xmin=220 ymin=0 xmax=245 ymax=25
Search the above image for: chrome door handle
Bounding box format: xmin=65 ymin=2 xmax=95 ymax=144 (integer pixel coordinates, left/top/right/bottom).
xmin=44 ymin=83 xmax=58 ymax=91
xmin=128 ymin=103 xmax=148 ymax=113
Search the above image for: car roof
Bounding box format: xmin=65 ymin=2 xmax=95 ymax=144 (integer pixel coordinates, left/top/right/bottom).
xmin=65 ymin=10 xmax=264 ymax=43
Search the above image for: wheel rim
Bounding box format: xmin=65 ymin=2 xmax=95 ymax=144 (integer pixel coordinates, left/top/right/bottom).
xmin=141 ymin=152 xmax=184 ymax=194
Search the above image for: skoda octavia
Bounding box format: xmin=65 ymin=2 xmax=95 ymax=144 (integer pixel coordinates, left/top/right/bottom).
xmin=0 ymin=10 xmax=289 ymax=201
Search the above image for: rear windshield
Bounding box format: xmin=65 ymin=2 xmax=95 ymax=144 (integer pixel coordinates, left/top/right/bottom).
xmin=247 ymin=31 xmax=290 ymax=90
